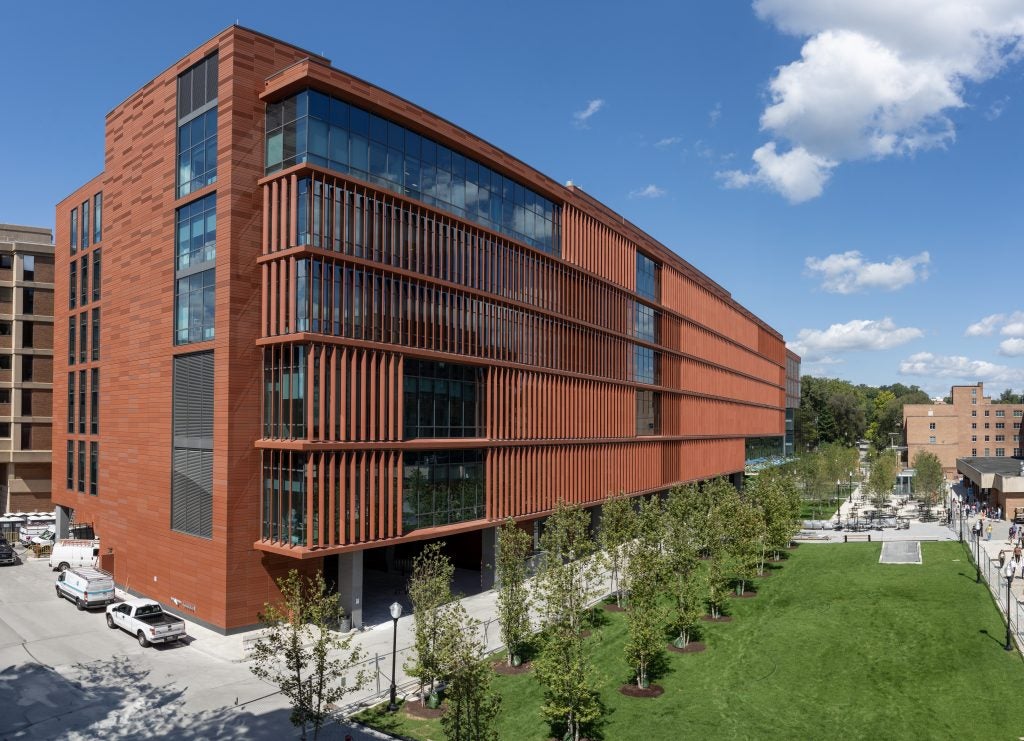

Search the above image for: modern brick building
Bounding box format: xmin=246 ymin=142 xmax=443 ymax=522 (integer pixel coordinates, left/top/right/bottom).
xmin=904 ymin=382 xmax=1024 ymax=479
xmin=0 ymin=224 xmax=54 ymax=514
xmin=54 ymin=26 xmax=795 ymax=633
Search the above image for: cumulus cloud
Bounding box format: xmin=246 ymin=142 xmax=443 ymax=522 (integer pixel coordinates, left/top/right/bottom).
xmin=899 ymin=351 xmax=1024 ymax=385
xmin=723 ymin=1 xmax=1024 ymax=201
xmin=572 ymin=99 xmax=605 ymax=128
xmin=719 ymin=142 xmax=835 ymax=203
xmin=787 ymin=317 xmax=923 ymax=360
xmin=629 ymin=184 xmax=666 ymax=199
xmin=999 ymin=338 xmax=1024 ymax=357
xmin=804 ymin=250 xmax=930 ymax=293
xmin=709 ymin=102 xmax=722 ymax=126
xmin=654 ymin=136 xmax=682 ymax=148
xmin=986 ymin=95 xmax=1010 ymax=120
xmin=964 ymin=310 xmax=1024 ymax=336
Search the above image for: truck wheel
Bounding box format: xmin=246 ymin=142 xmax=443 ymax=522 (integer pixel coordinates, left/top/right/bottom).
xmin=58 ymin=562 xmax=70 ymax=573
xmin=105 ymin=614 xmax=115 ymax=629
xmin=76 ymin=598 xmax=85 ymax=611
xmin=137 ymin=631 xmax=150 ymax=648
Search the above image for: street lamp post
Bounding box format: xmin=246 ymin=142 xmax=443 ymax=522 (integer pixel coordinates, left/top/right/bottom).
xmin=976 ymin=523 xmax=983 ymax=584
xmin=1005 ymin=563 xmax=1015 ymax=652
xmin=958 ymin=503 xmax=963 ymax=543
xmin=836 ymin=479 xmax=841 ymax=523
xmin=388 ymin=601 xmax=403 ymax=711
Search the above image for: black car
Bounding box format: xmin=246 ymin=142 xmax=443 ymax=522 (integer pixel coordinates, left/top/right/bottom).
xmin=0 ymin=536 xmax=18 ymax=566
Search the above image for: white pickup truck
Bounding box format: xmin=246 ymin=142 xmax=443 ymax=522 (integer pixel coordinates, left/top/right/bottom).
xmin=105 ymin=599 xmax=187 ymax=647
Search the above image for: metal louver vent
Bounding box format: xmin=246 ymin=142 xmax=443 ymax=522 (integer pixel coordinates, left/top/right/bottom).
xmin=171 ymin=351 xmax=214 ymax=538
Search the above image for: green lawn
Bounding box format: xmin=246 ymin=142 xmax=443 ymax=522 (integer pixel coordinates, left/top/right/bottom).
xmin=355 ymin=542 xmax=1024 ymax=740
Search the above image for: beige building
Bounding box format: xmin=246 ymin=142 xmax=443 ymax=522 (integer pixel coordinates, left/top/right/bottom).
xmin=904 ymin=382 xmax=1024 ymax=479
xmin=957 ymin=457 xmax=1024 ymax=519
xmin=0 ymin=224 xmax=54 ymax=513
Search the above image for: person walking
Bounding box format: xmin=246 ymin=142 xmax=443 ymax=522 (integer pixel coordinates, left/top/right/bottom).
xmin=987 ymin=522 xmax=994 ymax=541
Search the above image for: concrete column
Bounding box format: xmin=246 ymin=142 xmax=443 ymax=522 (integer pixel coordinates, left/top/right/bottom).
xmin=337 ymin=550 xmax=363 ymax=629
xmin=55 ymin=505 xmax=71 ymax=539
xmin=481 ymin=526 xmax=498 ymax=590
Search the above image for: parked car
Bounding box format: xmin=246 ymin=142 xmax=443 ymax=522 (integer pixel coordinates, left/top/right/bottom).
xmin=49 ymin=539 xmax=101 ymax=571
xmin=55 ymin=567 xmax=116 ymax=610
xmin=0 ymin=536 xmax=18 ymax=566
xmin=105 ymin=599 xmax=187 ymax=647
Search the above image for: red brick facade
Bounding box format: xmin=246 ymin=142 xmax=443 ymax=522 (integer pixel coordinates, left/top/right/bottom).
xmin=54 ymin=26 xmax=793 ymax=631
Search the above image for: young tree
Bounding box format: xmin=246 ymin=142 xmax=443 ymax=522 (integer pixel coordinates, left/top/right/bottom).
xmin=623 ymin=497 xmax=666 ymax=688
xmin=727 ymin=494 xmax=762 ymax=596
xmin=665 ymin=483 xmax=708 ymax=648
xmin=534 ymin=501 xmax=604 ymax=740
xmin=756 ymin=469 xmax=802 ymax=561
xmin=495 ymin=518 xmax=532 ymax=666
xmin=912 ymin=450 xmax=945 ymax=519
xmin=439 ymin=601 xmax=501 ymax=741
xmin=250 ymin=569 xmax=369 ymax=741
xmin=598 ymin=492 xmax=636 ymax=607
xmin=702 ymin=479 xmax=739 ymax=619
xmin=868 ymin=450 xmax=899 ymax=509
xmin=406 ymin=542 xmax=455 ymax=704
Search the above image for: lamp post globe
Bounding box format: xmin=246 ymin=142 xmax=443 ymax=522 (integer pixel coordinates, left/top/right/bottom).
xmin=388 ymin=601 xmax=403 ymax=711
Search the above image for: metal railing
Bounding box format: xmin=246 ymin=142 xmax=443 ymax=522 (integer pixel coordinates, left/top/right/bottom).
xmin=964 ymin=532 xmax=1023 ymax=652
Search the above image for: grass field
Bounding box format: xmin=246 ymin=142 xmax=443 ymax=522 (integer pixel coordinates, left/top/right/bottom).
xmin=355 ymin=542 xmax=1024 ymax=740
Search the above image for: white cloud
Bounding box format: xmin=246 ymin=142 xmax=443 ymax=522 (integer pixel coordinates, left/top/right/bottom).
xmin=726 ymin=1 xmax=1024 ymax=201
xmin=654 ymin=136 xmax=682 ymax=148
xmin=999 ymin=338 xmax=1024 ymax=357
xmin=964 ymin=310 xmax=1024 ymax=336
xmin=899 ymin=351 xmax=1024 ymax=386
xmin=629 ymin=184 xmax=666 ymax=199
xmin=965 ymin=313 xmax=1005 ymax=336
xmin=804 ymin=250 xmax=930 ymax=293
xmin=572 ymin=99 xmax=605 ymax=128
xmin=787 ymin=317 xmax=923 ymax=360
xmin=709 ymin=102 xmax=722 ymax=126
xmin=986 ymin=95 xmax=1010 ymax=120
xmin=718 ymin=142 xmax=835 ymax=203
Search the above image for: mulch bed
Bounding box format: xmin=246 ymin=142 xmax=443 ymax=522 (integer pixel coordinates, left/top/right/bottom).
xmin=787 ymin=543 xmax=800 ymax=550
xmin=404 ymin=699 xmax=444 ymax=719
xmin=492 ymin=658 xmax=533 ymax=675
xmin=603 ymin=602 xmax=625 ymax=612
xmin=756 ymin=569 xmax=772 ymax=577
xmin=667 ymin=641 xmax=706 ymax=653
xmin=581 ymin=629 xmax=593 ymax=638
xmin=732 ymin=590 xmax=757 ymax=599
xmin=619 ymin=683 xmax=665 ymax=698
xmin=702 ymin=614 xmax=733 ymax=622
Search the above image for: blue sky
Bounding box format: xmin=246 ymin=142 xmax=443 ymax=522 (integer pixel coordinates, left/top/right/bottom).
xmin=2 ymin=1 xmax=1022 ymax=397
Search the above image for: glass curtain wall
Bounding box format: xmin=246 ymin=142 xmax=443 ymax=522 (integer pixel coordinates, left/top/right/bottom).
xmin=402 ymin=449 xmax=484 ymax=532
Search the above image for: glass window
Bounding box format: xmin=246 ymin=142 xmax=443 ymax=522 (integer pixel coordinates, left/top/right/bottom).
xmin=402 ymin=449 xmax=484 ymax=532
xmin=66 ymin=441 xmax=74 ymax=489
xmin=22 ymin=288 xmax=34 ymax=315
xmin=176 ymin=193 xmax=216 ymax=270
xmin=636 ymin=390 xmax=659 ymax=435
xmin=80 ymin=256 xmax=89 ymax=306
xmin=632 ymin=302 xmax=656 ymax=342
xmin=78 ymin=369 xmax=86 ymax=434
xmin=67 ymin=372 xmax=75 ymax=433
xmin=632 ymin=345 xmax=657 ymax=384
xmin=91 ymin=368 xmax=98 ymax=434
xmin=90 ymin=442 xmax=98 ymax=496
xmin=78 ymin=441 xmax=86 ymax=493
xmin=79 ymin=313 xmax=87 ymax=363
xmin=266 ymin=89 xmax=560 ymax=255
xmin=929 ymin=436 xmax=936 ymax=444
xmin=22 ymin=256 xmax=34 ymax=281
xmin=92 ymin=249 xmax=101 ymax=301
xmin=68 ymin=317 xmax=76 ymax=365
xmin=92 ymin=309 xmax=100 ymax=361
xmin=636 ymin=252 xmax=658 ymax=301
xmin=81 ymin=200 xmax=90 ymax=250
xmin=403 ymin=359 xmax=484 ymax=439
xmin=70 ymin=208 xmax=78 ymax=254
xmin=93 ymin=192 xmax=102 ymax=243
xmin=69 ymin=262 xmax=77 ymax=309
xmin=175 ymin=268 xmax=216 ymax=344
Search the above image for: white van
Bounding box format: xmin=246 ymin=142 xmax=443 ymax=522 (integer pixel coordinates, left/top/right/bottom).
xmin=49 ymin=539 xmax=101 ymax=572
xmin=55 ymin=567 xmax=115 ymax=610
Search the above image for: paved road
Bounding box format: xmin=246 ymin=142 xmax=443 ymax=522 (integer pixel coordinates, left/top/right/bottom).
xmin=0 ymin=556 xmax=386 ymax=740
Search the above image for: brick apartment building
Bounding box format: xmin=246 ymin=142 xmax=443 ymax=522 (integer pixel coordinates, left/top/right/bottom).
xmin=904 ymin=382 xmax=1024 ymax=478
xmin=54 ymin=26 xmax=796 ymax=633
xmin=0 ymin=224 xmax=54 ymax=514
